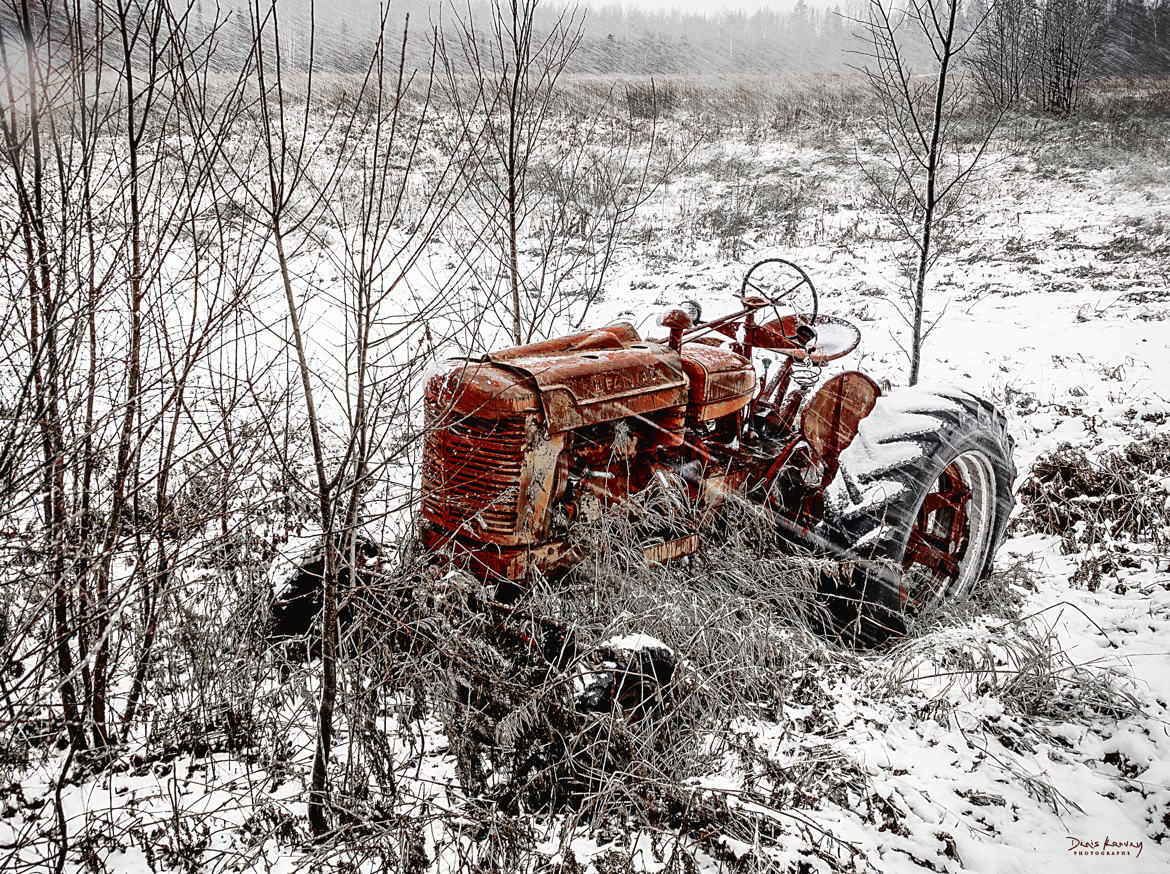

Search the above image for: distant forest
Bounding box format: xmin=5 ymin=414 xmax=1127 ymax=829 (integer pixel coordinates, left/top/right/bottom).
xmin=574 ymin=0 xmax=1170 ymax=76
xmin=3 ymin=1 xmax=1170 ymax=76
xmin=173 ymin=0 xmax=1170 ymax=77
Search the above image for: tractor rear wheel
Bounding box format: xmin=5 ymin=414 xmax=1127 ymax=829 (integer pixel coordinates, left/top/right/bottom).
xmin=817 ymin=384 xmax=1016 ymax=647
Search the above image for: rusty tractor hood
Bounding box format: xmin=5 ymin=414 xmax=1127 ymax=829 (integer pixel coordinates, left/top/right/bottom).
xmin=430 ymin=323 xmax=689 ymax=433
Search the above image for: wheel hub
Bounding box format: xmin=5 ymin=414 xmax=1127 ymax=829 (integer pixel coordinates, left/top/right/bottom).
xmin=900 ymin=451 xmax=995 ymax=612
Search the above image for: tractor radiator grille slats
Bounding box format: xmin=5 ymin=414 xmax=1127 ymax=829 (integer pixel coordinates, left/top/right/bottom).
xmin=422 ymin=400 xmax=529 ymax=539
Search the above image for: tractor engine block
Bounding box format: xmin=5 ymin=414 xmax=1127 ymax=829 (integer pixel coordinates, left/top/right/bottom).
xmin=420 ymin=320 xmax=756 ymax=579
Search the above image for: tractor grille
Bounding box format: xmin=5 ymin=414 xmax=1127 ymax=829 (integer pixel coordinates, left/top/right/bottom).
xmin=422 ymin=399 xmax=530 ymax=542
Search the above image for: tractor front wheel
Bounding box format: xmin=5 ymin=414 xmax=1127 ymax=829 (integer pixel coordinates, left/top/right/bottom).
xmin=817 ymin=384 xmax=1016 ymax=647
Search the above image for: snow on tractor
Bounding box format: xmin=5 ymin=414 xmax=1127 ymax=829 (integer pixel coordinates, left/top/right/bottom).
xmin=421 ymin=259 xmax=1016 ymax=646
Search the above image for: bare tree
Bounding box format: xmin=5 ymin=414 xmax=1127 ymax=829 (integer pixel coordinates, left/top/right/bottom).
xmin=0 ymin=0 xmax=260 ymax=761
xmin=0 ymin=0 xmax=89 ymax=751
xmin=440 ymin=4 xmax=685 ymax=345
xmin=969 ymin=0 xmax=1036 ymax=108
xmin=440 ymin=0 xmax=583 ymax=344
xmin=240 ymin=0 xmax=476 ymax=837
xmin=1035 ymin=0 xmax=1108 ymax=114
xmin=522 ymin=82 xmax=691 ymax=335
xmin=857 ymin=0 xmax=1002 ymax=385
xmin=969 ymin=0 xmax=1109 ymax=113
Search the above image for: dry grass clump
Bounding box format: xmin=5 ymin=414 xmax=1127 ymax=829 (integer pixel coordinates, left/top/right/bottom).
xmin=881 ymin=602 xmax=1141 ymax=767
xmin=457 ymin=503 xmax=813 ymax=781
xmin=398 ymin=494 xmax=917 ymax=871
xmin=1016 ymin=435 xmax=1170 ymax=553
xmin=229 ymin=487 xmax=852 ymax=869
xmin=351 ymin=491 xmax=848 ymax=844
xmin=551 ymin=488 xmax=833 ymax=714
xmin=875 ymin=559 xmax=1140 ymax=814
xmin=907 ymin=558 xmax=1031 ymax=640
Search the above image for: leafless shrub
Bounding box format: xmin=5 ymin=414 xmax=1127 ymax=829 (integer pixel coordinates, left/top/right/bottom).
xmin=1034 ymin=0 xmax=1109 ymax=114
xmin=623 ymin=80 xmax=680 ymax=118
xmin=968 ymin=0 xmax=1035 ymax=110
xmin=439 ymin=16 xmax=689 ymax=345
xmin=438 ymin=0 xmax=585 ymax=345
xmin=968 ymin=0 xmax=1109 ymax=115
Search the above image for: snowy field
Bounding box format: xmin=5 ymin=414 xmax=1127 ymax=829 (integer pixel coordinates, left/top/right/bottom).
xmin=2 ymin=81 xmax=1169 ymax=874
xmin=554 ymin=109 xmax=1170 ymax=872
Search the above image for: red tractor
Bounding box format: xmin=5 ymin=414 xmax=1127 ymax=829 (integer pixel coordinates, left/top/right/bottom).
xmin=421 ymin=259 xmax=1016 ymax=646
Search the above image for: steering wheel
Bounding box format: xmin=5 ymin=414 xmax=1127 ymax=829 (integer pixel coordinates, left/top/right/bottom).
xmin=740 ymin=258 xmax=819 ymax=335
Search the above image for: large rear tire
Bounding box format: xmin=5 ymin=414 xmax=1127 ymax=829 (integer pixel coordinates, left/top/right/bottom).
xmin=817 ymin=383 xmax=1016 ymax=647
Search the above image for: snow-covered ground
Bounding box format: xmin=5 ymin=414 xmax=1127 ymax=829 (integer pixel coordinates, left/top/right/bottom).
xmin=2 ymin=105 xmax=1168 ymax=873
xmin=564 ymin=135 xmax=1170 ymax=872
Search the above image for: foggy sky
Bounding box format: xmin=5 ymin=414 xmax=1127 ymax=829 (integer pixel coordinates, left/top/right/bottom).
xmin=586 ymin=0 xmax=828 ymax=10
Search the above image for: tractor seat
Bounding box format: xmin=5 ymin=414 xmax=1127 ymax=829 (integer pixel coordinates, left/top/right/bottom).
xmin=754 ymin=314 xmax=861 ymax=363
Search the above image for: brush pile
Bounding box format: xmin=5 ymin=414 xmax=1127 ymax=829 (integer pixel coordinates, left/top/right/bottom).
xmin=1016 ymin=435 xmax=1170 ymax=555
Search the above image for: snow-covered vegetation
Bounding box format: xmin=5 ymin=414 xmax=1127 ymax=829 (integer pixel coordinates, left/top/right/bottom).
xmin=1 ymin=1 xmax=1169 ymax=872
